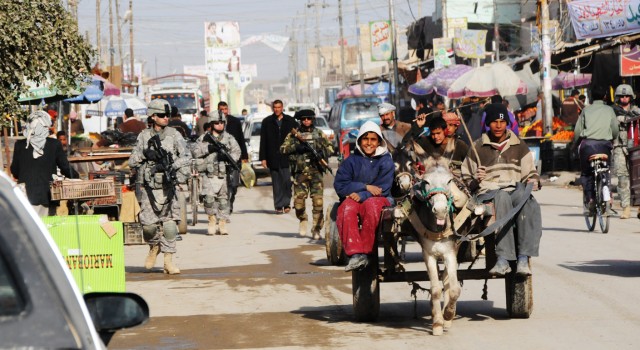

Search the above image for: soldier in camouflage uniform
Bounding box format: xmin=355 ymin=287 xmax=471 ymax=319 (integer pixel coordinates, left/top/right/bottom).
xmin=612 ymin=84 xmax=640 ymax=219
xmin=280 ymin=109 xmax=334 ymax=239
xmin=129 ymin=99 xmax=191 ymax=275
xmin=191 ymin=110 xmax=241 ymax=235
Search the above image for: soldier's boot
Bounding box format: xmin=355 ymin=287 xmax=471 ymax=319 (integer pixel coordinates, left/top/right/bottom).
xmin=163 ymin=253 xmax=180 ymax=275
xmin=621 ymin=206 xmax=631 ymax=219
xmin=298 ymin=219 xmax=308 ymax=237
xmin=207 ymin=215 xmax=217 ymax=235
xmin=218 ymin=220 xmax=228 ymax=235
xmin=144 ymin=245 xmax=160 ymax=270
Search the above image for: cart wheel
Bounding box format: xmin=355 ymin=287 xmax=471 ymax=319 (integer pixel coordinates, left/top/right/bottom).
xmin=325 ymin=203 xmax=346 ymax=266
xmin=352 ymin=253 xmax=380 ymax=322
xmin=178 ymin=190 xmax=188 ymax=235
xmin=505 ymin=268 xmax=533 ymax=318
xmin=190 ymin=177 xmax=199 ymax=226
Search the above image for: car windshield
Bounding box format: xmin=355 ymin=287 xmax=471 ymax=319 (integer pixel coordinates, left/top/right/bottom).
xmin=151 ymin=93 xmax=197 ymax=114
xmin=344 ymin=102 xmax=379 ymax=121
xmin=251 ymin=122 xmax=261 ymax=136
xmin=314 ymin=118 xmax=328 ymax=127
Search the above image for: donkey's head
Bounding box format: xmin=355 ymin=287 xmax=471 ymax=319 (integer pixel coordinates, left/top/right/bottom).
xmin=414 ymin=157 xmax=454 ymax=230
xmin=392 ymin=140 xmax=428 ymax=196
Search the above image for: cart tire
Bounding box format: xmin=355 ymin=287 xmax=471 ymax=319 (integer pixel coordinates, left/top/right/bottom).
xmin=178 ymin=191 xmax=188 ymax=235
xmin=325 ymin=203 xmax=346 ymax=265
xmin=352 ymin=254 xmax=380 ymax=322
xmin=190 ymin=177 xmax=199 ymax=226
xmin=505 ymin=271 xmax=533 ymax=318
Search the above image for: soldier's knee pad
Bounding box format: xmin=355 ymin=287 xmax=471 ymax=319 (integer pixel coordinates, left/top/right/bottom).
xmin=204 ymin=195 xmax=215 ymax=208
xmin=311 ymin=195 xmax=323 ymax=209
xmin=162 ymin=221 xmax=178 ymax=240
xmin=294 ymin=197 xmax=306 ymax=209
xmin=142 ymin=225 xmax=157 ymax=241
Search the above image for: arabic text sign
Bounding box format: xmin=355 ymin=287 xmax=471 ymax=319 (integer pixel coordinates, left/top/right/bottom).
xmin=453 ymin=29 xmax=487 ymax=59
xmin=433 ymin=38 xmax=453 ymax=70
xmin=369 ymin=20 xmax=391 ymax=62
xmin=621 ymin=44 xmax=640 ymax=76
xmin=568 ymin=0 xmax=640 ymax=40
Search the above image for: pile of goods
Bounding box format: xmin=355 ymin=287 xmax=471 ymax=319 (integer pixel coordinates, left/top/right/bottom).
xmin=521 ymin=117 xmax=574 ymax=141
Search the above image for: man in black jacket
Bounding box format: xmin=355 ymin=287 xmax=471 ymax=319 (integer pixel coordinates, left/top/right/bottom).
xmin=218 ymin=101 xmax=248 ymax=213
xmin=259 ymin=99 xmax=299 ymax=213
xmin=11 ymin=111 xmax=76 ymax=217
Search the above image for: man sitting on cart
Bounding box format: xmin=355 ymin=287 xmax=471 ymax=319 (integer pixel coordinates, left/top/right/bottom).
xmin=461 ymin=103 xmax=542 ymax=277
xmin=334 ymin=121 xmax=395 ymax=272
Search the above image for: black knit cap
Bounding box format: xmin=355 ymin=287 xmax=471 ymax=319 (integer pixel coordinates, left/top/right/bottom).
xmin=294 ymin=109 xmax=315 ymax=120
xmin=484 ymin=103 xmax=510 ymax=126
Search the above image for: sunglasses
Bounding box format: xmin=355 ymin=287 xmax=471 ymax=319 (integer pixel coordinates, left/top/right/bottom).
xmin=212 ymin=121 xmax=225 ymax=125
xmin=155 ymin=114 xmax=169 ymax=118
xmin=300 ymin=117 xmax=313 ymax=120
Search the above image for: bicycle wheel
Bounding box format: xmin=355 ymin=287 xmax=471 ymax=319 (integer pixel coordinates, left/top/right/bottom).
xmin=599 ymin=201 xmax=610 ymax=234
xmin=584 ymin=184 xmax=596 ymax=232
xmin=594 ymin=170 xmax=610 ymax=234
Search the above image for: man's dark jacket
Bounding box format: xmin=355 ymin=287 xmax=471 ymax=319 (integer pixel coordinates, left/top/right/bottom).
xmin=11 ymin=138 xmax=76 ymax=206
xmin=259 ymin=113 xmax=298 ymax=169
xmin=225 ymin=114 xmax=248 ymax=161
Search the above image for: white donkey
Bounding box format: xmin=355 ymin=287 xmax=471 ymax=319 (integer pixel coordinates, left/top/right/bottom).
xmin=407 ymin=157 xmax=468 ymax=335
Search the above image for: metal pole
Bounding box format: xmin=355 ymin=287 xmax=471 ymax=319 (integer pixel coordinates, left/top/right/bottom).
xmin=442 ymin=0 xmax=448 ymax=38
xmin=389 ymin=0 xmax=399 ymax=106
xmin=116 ymin=0 xmax=123 ymax=72
xmin=129 ymin=0 xmax=134 ymax=94
xmin=355 ymin=0 xmax=365 ymax=93
xmin=541 ymin=0 xmax=553 ymax=135
xmin=304 ymin=5 xmax=311 ymax=102
xmin=338 ymin=0 xmax=347 ymax=89
xmin=312 ymin=0 xmax=323 ymax=106
xmin=493 ymin=0 xmax=500 ymax=62
xmin=109 ymin=0 xmax=114 ymax=73
xmin=96 ymin=0 xmax=101 ymax=64
xmin=290 ymin=18 xmax=300 ymax=102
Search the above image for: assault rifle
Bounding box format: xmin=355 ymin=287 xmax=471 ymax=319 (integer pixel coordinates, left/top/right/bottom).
xmin=204 ymin=132 xmax=241 ymax=172
xmin=148 ymin=134 xmax=178 ymax=191
xmin=291 ymin=128 xmax=333 ymax=176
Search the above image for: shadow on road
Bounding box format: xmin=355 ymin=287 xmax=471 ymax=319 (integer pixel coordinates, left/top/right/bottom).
xmin=559 ymin=260 xmax=640 ymax=277
xmin=543 ymin=226 xmax=593 ymax=233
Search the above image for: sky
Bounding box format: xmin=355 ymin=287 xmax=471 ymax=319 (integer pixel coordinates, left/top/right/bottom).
xmin=76 ymin=0 xmax=436 ymax=81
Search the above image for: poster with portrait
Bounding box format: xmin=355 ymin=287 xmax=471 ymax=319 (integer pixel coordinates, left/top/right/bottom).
xmin=205 ymin=21 xmax=242 ymax=74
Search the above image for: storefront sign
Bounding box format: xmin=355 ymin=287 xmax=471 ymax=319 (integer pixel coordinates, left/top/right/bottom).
xmin=568 ymin=0 xmax=640 ymax=39
xmin=370 ymin=20 xmax=392 ymax=62
xmin=433 ymin=38 xmax=453 ymax=70
xmin=453 ymin=29 xmax=487 ymax=59
xmin=621 ymin=43 xmax=640 ymax=76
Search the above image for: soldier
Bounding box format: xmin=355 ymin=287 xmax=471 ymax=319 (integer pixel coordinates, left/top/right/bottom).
xmin=192 ymin=110 xmax=241 ymax=235
xmin=612 ymin=84 xmax=640 ymax=219
xmin=129 ymin=99 xmax=191 ymax=275
xmin=280 ymin=109 xmax=334 ymax=239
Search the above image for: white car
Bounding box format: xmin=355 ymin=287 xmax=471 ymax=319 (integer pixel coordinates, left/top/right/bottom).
xmin=314 ymin=115 xmax=336 ymax=151
xmin=0 ymin=171 xmax=149 ymax=348
xmin=243 ymin=113 xmax=270 ymax=173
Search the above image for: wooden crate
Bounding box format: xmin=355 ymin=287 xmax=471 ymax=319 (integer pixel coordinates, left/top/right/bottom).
xmin=123 ymin=223 xmax=145 ymax=245
xmin=50 ymin=179 xmax=115 ymax=200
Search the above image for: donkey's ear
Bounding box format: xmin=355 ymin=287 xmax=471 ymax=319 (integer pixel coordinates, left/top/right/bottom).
xmin=412 ymin=141 xmax=427 ymax=157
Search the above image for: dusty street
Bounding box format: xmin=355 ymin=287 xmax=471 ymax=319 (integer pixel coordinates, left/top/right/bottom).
xmin=110 ymin=174 xmax=640 ymax=350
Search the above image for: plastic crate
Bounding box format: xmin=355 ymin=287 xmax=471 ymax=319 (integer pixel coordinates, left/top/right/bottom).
xmin=50 ymin=179 xmax=115 ymax=200
xmin=124 ymin=223 xmax=145 ymax=245
xmin=85 ymin=185 xmax=123 ymax=206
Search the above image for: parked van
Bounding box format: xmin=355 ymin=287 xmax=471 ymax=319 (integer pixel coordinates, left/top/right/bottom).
xmin=327 ymin=96 xmax=382 ymax=159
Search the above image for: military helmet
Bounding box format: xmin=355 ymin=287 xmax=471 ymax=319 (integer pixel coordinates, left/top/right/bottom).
xmin=147 ymin=98 xmax=170 ymax=116
xmin=615 ymin=84 xmax=635 ymax=99
xmin=293 ymin=109 xmax=315 ymax=120
xmin=211 ymin=110 xmax=226 ymax=124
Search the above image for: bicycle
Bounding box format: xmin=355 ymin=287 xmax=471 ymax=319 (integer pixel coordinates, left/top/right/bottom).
xmin=584 ymin=153 xmax=611 ymax=233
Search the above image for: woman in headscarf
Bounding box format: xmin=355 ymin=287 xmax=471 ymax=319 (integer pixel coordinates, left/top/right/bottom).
xmin=334 ymin=121 xmax=395 ymax=272
xmin=11 ymin=111 xmax=76 ymax=216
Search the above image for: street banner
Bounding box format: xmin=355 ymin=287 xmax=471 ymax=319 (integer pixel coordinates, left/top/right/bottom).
xmin=621 ymin=43 xmax=640 ymax=76
xmin=205 ymin=21 xmax=241 ymax=74
xmin=241 ymin=35 xmax=290 ymax=52
xmin=453 ymin=29 xmax=487 ymax=59
xmin=370 ymin=20 xmax=392 ymax=61
xmin=433 ymin=38 xmax=453 ymax=70
xmin=568 ymin=0 xmax=640 ymax=40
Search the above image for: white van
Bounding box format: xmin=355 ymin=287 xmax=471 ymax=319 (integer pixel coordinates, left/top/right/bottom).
xmin=285 ymin=103 xmax=319 ymax=117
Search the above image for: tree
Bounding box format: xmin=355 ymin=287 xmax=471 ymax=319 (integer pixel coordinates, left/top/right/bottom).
xmin=0 ymin=0 xmax=94 ymax=124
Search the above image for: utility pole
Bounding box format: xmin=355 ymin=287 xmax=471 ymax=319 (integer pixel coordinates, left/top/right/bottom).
xmin=355 ymin=0 xmax=365 ymax=93
xmin=389 ymin=0 xmax=399 ymax=106
xmin=109 ymin=0 xmax=114 ymax=73
xmin=129 ymin=0 xmax=134 ymax=93
xmin=304 ymin=5 xmax=311 ymax=102
xmin=308 ymin=0 xmax=327 ymax=107
xmin=493 ymin=0 xmax=500 ymax=61
xmin=290 ymin=18 xmax=300 ymax=102
xmin=116 ymin=0 xmax=124 ymax=70
xmin=541 ymin=0 xmax=553 ymax=135
xmin=96 ymin=0 xmax=101 ymax=65
xmin=338 ymin=0 xmax=347 ymax=89
xmin=442 ymin=0 xmax=448 ymax=38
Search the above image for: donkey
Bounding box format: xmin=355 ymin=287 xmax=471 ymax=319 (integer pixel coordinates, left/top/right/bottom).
xmin=391 ymin=140 xmax=427 ymax=199
xmin=408 ymin=157 xmax=468 ymax=336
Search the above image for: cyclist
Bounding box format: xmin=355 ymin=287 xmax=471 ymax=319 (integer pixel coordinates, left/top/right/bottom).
xmin=612 ymin=84 xmax=640 ymax=219
xmin=573 ymin=86 xmax=619 ymax=215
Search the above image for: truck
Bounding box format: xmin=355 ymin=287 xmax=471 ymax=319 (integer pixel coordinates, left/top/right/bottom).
xmin=148 ymin=75 xmax=210 ymax=132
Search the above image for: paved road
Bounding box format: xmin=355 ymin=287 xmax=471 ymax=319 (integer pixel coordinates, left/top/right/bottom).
xmin=110 ymin=175 xmax=640 ymax=350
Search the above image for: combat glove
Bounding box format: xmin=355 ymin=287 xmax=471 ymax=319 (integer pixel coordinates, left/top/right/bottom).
xmin=143 ymin=148 xmax=161 ymax=161
xmin=208 ymin=143 xmax=219 ymax=154
xmin=295 ymin=144 xmax=308 ymax=153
